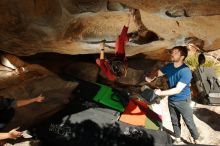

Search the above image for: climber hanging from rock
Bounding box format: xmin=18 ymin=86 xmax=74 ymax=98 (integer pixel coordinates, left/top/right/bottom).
xmin=96 ymin=9 xmax=135 ymax=81
xmin=96 ymin=8 xmax=161 ymax=81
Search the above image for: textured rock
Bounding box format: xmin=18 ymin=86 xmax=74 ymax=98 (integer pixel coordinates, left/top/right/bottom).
xmin=0 ymin=55 xmax=78 ymax=131
xmin=112 ymin=0 xmax=220 ymax=16
xmin=64 ymin=61 xmax=99 ymax=82
xmin=0 ymin=0 xmax=220 ymax=61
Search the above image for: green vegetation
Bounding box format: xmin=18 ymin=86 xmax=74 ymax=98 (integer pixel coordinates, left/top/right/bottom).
xmin=185 ymin=54 xmax=220 ymax=77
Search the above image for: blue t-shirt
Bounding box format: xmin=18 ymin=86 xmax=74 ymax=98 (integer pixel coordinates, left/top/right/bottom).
xmin=160 ymin=63 xmax=192 ymax=101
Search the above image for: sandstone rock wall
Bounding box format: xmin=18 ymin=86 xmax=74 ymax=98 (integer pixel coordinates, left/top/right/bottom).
xmin=0 ymin=0 xmax=219 ymax=60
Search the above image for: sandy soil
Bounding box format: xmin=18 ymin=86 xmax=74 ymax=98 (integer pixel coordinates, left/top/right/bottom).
xmin=160 ymin=98 xmax=220 ymax=145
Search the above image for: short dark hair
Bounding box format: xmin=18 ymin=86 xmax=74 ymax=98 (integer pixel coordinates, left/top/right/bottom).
xmin=110 ymin=60 xmax=126 ymax=77
xmin=172 ymin=46 xmax=188 ymax=60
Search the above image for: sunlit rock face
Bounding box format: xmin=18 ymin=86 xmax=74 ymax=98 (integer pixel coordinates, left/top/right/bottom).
xmin=0 ymin=0 xmax=220 ymax=60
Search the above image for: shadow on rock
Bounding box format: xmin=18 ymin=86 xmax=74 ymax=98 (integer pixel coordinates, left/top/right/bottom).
xmin=34 ymin=120 xmax=157 ymax=146
xmin=194 ymin=108 xmax=220 ymax=131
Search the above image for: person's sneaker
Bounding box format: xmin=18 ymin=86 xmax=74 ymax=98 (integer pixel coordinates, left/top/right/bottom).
xmin=194 ymin=139 xmax=199 ymax=144
xmin=173 ymin=137 xmax=182 ymax=145
xmin=194 ymin=136 xmax=203 ymax=144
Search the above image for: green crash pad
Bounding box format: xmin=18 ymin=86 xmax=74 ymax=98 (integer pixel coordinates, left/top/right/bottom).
xmin=144 ymin=105 xmax=162 ymax=130
xmin=93 ymin=83 xmax=125 ymax=112
xmin=132 ymin=99 xmax=162 ymax=130
xmin=145 ymin=112 xmax=161 ymax=130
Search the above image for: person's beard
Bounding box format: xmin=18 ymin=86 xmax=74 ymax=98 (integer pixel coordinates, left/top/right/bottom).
xmin=171 ymin=56 xmax=181 ymax=63
xmin=171 ymin=56 xmax=175 ymax=62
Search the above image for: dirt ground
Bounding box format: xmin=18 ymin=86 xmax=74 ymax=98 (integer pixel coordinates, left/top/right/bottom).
xmin=160 ymin=98 xmax=220 ymax=145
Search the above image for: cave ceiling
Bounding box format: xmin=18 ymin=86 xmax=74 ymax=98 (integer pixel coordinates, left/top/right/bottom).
xmin=0 ymin=0 xmax=220 ymax=61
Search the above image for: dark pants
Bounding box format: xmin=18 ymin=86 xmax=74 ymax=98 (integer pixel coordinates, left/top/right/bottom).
xmin=168 ymin=98 xmax=199 ymax=140
xmin=0 ymin=108 xmax=14 ymax=130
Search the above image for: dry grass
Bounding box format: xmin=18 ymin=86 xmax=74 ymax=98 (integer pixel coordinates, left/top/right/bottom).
xmin=185 ymin=54 xmax=220 ymax=77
